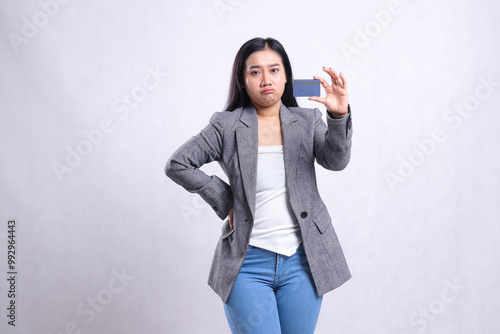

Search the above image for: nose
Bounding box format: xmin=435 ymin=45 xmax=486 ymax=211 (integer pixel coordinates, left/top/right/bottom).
xmin=261 ymin=72 xmax=271 ymax=86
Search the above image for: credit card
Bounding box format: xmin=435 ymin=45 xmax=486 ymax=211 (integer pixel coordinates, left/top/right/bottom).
xmin=293 ymin=79 xmax=320 ymax=97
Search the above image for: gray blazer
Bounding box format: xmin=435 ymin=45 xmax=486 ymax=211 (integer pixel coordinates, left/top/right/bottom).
xmin=166 ymin=103 xmax=353 ymax=302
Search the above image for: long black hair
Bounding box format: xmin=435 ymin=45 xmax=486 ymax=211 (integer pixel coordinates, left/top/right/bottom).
xmin=225 ymin=37 xmax=298 ymax=111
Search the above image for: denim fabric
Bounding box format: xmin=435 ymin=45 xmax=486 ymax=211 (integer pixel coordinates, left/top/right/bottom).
xmin=223 ymin=244 xmax=323 ymax=334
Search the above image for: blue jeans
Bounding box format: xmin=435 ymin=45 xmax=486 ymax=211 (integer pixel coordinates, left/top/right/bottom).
xmin=223 ymin=244 xmax=323 ymax=334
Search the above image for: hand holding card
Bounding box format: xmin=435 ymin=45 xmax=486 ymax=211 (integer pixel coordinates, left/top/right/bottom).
xmin=308 ymin=67 xmax=349 ymax=118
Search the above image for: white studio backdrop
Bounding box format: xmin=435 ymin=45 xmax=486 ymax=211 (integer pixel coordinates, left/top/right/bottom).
xmin=1 ymin=0 xmax=499 ymax=333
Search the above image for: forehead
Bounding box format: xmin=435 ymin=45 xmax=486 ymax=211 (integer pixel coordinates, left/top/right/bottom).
xmin=245 ymin=49 xmax=283 ymax=67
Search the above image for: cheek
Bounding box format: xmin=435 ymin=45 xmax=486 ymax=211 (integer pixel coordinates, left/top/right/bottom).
xmin=245 ymin=78 xmax=259 ymax=94
xmin=278 ymin=77 xmax=287 ymax=91
xmin=244 ymin=76 xmax=252 ymax=88
xmin=276 ymin=74 xmax=286 ymax=86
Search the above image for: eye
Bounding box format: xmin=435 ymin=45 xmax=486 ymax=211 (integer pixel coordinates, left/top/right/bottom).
xmin=251 ymin=70 xmax=260 ymax=76
xmin=271 ymin=68 xmax=279 ymax=73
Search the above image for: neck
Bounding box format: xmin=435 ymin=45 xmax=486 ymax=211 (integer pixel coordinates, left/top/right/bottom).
xmin=254 ymin=101 xmax=281 ymax=118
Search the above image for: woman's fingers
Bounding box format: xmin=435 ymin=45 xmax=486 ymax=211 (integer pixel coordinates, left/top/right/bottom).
xmin=324 ymin=67 xmax=344 ymax=87
xmin=339 ymin=72 xmax=348 ymax=90
xmin=315 ymin=68 xmax=346 ymax=92
xmin=313 ymin=75 xmax=331 ymax=91
xmin=312 ymin=67 xmax=348 ymax=112
xmin=308 ymin=95 xmax=327 ymax=104
xmin=323 ymin=67 xmax=337 ymax=86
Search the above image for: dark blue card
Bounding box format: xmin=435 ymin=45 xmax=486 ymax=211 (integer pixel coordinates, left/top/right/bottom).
xmin=293 ymin=79 xmax=320 ymax=97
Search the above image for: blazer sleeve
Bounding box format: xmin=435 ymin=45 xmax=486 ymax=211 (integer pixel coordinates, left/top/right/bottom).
xmin=313 ymin=104 xmax=353 ymax=171
xmin=165 ymin=112 xmax=233 ymax=220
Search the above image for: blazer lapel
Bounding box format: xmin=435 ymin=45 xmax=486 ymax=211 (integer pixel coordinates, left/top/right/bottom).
xmin=236 ymin=105 xmax=258 ymax=217
xmin=280 ymin=104 xmax=299 ymax=182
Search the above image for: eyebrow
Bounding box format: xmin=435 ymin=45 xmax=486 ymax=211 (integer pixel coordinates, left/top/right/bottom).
xmin=248 ymin=63 xmax=282 ymax=70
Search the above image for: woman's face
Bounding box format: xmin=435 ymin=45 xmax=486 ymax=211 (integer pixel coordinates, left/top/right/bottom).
xmin=243 ymin=48 xmax=287 ymax=110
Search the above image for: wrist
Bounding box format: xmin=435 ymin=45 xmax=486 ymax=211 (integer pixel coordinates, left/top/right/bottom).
xmin=329 ymin=112 xmax=347 ymax=119
xmin=327 ymin=104 xmax=350 ymax=119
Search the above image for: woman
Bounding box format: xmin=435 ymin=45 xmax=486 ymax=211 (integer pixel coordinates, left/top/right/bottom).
xmin=166 ymin=37 xmax=353 ymax=333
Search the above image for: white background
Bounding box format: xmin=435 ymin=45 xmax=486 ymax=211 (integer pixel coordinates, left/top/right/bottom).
xmin=1 ymin=0 xmax=500 ymax=333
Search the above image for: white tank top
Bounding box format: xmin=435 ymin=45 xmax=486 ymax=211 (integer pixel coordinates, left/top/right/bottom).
xmin=248 ymin=145 xmax=302 ymax=256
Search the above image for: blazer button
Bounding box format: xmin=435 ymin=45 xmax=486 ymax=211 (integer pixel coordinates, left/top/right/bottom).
xmin=212 ymin=206 xmax=218 ymax=212
xmin=300 ymin=211 xmax=308 ymax=219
